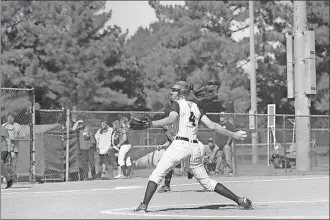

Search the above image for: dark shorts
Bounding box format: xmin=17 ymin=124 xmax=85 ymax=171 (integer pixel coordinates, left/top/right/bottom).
xmin=99 ymin=154 xmax=109 ymax=165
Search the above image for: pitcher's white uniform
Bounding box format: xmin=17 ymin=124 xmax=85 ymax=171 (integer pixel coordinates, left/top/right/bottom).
xmin=159 ymin=114 xmax=205 ymax=170
xmin=150 ymin=99 xmax=217 ymax=191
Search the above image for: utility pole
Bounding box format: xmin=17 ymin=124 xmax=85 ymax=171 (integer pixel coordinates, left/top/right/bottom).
xmin=293 ymin=1 xmax=311 ymax=171
xmin=249 ymin=1 xmax=258 ymax=165
xmin=0 ymin=0 xmax=2 ymax=120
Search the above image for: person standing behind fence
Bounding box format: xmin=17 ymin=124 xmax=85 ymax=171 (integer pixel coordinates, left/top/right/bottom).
xmin=72 ymin=120 xmax=97 ymax=180
xmin=111 ymin=120 xmax=121 ymax=177
xmin=214 ymin=112 xmax=234 ymax=175
xmin=113 ymin=117 xmax=132 ymax=179
xmin=2 ymin=113 xmax=25 ymax=176
xmin=94 ymin=121 xmax=113 ymax=179
xmin=1 ymin=126 xmax=15 ymax=188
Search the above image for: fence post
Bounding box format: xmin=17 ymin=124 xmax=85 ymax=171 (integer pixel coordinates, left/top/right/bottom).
xmin=283 ymin=114 xmax=287 ymax=174
xmin=29 ymin=88 xmax=36 ymax=183
xmin=65 ymin=108 xmax=70 ymax=182
xmin=146 ymin=128 xmax=150 ymax=145
xmin=232 ymin=113 xmax=237 ymax=174
xmin=60 ymin=107 xmax=65 ymax=181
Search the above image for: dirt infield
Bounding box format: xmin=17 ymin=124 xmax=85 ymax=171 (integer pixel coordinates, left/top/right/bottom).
xmin=1 ymin=175 xmax=329 ymax=219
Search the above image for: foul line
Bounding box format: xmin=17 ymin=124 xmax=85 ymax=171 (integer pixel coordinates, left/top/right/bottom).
xmin=101 ymin=200 xmax=330 ymax=219
xmin=2 ymin=176 xmax=328 ymax=195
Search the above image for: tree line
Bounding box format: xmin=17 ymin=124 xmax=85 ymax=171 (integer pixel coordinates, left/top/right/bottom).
xmin=1 ymin=1 xmax=329 ymax=115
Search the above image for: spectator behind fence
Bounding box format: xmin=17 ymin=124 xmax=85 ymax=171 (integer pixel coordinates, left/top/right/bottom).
xmin=203 ymin=137 xmax=222 ymax=175
xmin=72 ymin=120 xmax=97 ymax=180
xmin=1 ymin=126 xmax=15 ymax=188
xmin=111 ymin=120 xmax=121 ymax=177
xmin=113 ymin=117 xmax=132 ymax=179
xmin=94 ymin=121 xmax=113 ymax=179
xmin=2 ymin=112 xmax=25 ymax=176
xmin=214 ymin=112 xmax=234 ymax=175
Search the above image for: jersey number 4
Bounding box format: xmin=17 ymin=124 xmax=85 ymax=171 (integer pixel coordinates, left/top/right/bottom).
xmin=189 ymin=112 xmax=196 ymax=126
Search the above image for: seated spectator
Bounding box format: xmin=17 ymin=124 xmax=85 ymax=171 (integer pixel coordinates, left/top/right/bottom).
xmin=94 ymin=121 xmax=113 ymax=179
xmin=203 ymin=138 xmax=223 ymax=175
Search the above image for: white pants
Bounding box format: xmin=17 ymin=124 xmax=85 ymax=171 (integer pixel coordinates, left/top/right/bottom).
xmin=149 ymin=139 xmax=217 ymax=191
xmin=118 ymin=144 xmax=132 ymax=167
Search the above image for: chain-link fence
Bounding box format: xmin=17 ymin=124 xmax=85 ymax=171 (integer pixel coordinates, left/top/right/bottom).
xmin=1 ymin=88 xmax=35 ymax=182
xmin=35 ymin=109 xmax=66 ymax=182
xmin=26 ymin=109 xmax=329 ymax=182
xmin=66 ymin=110 xmax=166 ymax=181
xmin=207 ymin=113 xmax=329 ymax=175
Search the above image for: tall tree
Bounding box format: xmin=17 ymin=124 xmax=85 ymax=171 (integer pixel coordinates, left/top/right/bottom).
xmin=132 ymin=1 xmax=252 ymax=112
xmin=248 ymin=1 xmax=329 ymax=114
xmin=1 ymin=1 xmax=136 ymax=110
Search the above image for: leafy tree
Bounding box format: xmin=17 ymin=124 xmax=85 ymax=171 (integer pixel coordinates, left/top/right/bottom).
xmin=1 ymin=1 xmax=137 ymax=110
xmin=136 ymin=1 xmax=328 ymax=114
xmin=248 ymin=1 xmax=329 ymax=114
xmin=130 ymin=1 xmax=253 ymax=112
xmin=307 ymin=1 xmax=329 ymax=114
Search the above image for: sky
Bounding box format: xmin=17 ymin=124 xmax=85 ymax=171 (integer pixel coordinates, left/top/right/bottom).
xmin=104 ymin=1 xmax=185 ymax=36
xmin=104 ymin=1 xmax=254 ymax=41
xmin=103 ymin=1 xmax=258 ymax=73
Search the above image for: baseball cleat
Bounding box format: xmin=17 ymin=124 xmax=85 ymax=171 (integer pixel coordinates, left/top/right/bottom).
xmin=157 ymin=185 xmax=171 ymax=193
xmin=187 ymin=171 xmax=194 ymax=179
xmin=134 ymin=203 xmax=148 ymax=212
xmin=238 ymin=197 xmax=252 ymax=209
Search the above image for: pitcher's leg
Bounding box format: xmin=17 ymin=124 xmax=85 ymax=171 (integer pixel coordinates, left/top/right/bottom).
xmin=190 ymin=163 xmax=251 ymax=208
xmin=139 ymin=142 xmax=189 ymax=208
xmin=149 ymin=142 xmax=189 ymax=184
xmin=190 ymin=163 xmax=218 ymax=191
xmin=164 ymin=170 xmax=173 ymax=187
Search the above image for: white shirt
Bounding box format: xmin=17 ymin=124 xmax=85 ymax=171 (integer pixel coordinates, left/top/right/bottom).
xmin=175 ymin=99 xmax=202 ymax=140
xmin=94 ymin=127 xmax=113 ymax=154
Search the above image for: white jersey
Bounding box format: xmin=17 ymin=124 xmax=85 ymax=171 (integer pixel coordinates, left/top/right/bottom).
xmin=174 ymin=99 xmax=203 ymax=140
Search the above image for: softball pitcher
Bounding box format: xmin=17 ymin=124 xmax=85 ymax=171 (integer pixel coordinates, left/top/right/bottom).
xmin=157 ymin=124 xmax=203 ymax=193
xmin=134 ymin=81 xmax=252 ymax=212
xmin=157 ymin=108 xmax=205 ymax=192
